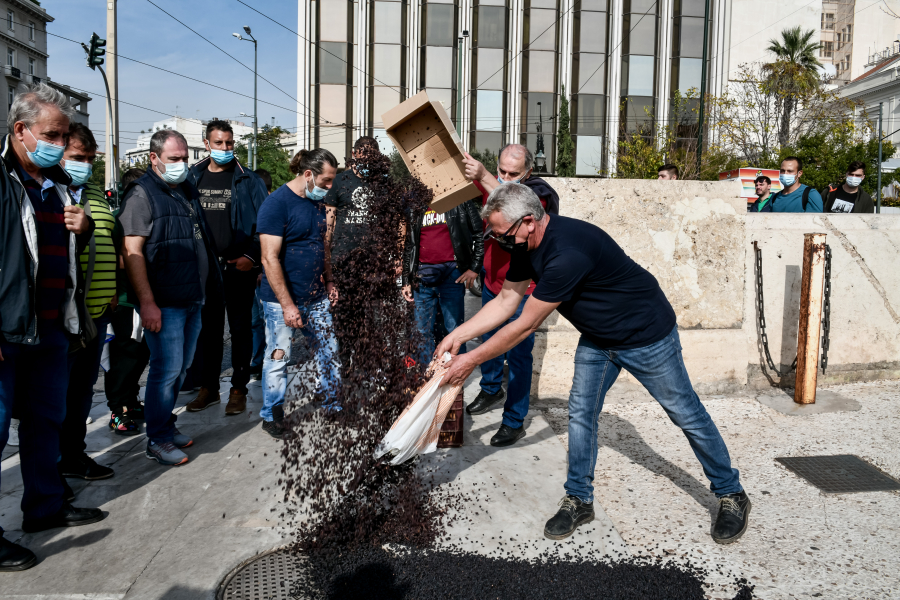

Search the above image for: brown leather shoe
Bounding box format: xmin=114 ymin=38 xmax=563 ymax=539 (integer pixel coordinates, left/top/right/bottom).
xmin=225 ymin=389 xmax=247 ymax=416
xmin=185 ymin=388 xmax=221 ymax=412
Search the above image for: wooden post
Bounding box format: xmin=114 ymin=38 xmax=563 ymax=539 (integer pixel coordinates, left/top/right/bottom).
xmin=795 ymin=233 xmax=827 ymax=404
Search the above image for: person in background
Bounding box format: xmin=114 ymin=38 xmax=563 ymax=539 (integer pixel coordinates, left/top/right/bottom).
xmin=0 ymin=84 xmax=105 ymax=571
xmin=249 ymin=167 xmax=274 ymax=381
xmin=258 ymin=149 xmax=341 ymax=439
xmin=657 ymin=164 xmax=679 ymax=180
xmin=104 ymin=167 xmax=149 ymax=436
xmin=747 ymin=175 xmax=774 ymax=213
xmin=184 ymin=120 xmax=267 ymax=416
xmin=120 ymin=130 xmax=222 ymax=466
xmin=461 ymin=143 xmax=560 ymax=448
xmin=58 ymin=123 xmax=120 ymax=487
xmin=772 ymin=157 xmax=823 ymax=213
xmin=822 ymin=161 xmax=874 ymax=213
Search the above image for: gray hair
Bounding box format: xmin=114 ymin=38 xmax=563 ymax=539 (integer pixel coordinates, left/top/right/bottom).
xmin=7 ymin=83 xmax=76 ymax=132
xmin=498 ymin=143 xmax=534 ymax=173
xmin=481 ymin=182 xmax=546 ymax=223
xmin=149 ymin=129 xmax=187 ymax=156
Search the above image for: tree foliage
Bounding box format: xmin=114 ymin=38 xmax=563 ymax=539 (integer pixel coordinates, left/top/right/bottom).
xmin=234 ymin=125 xmax=293 ymax=188
xmin=469 ymin=147 xmax=498 ymax=177
xmin=556 ymin=86 xmax=575 ymax=177
xmin=763 ymin=27 xmax=824 ymax=148
xmin=389 ymin=149 xmax=410 ymax=183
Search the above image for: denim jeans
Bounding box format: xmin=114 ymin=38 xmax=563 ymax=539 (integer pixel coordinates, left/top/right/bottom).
xmin=139 ymin=303 xmax=203 ymax=444
xmin=261 ymin=297 xmax=341 ymax=421
xmin=0 ymin=326 xmax=69 ymax=530
xmin=250 ymin=284 xmax=266 ymax=369
xmin=565 ymin=326 xmax=742 ymax=502
xmin=479 ymin=284 xmax=534 ymax=428
xmin=413 ymin=266 xmax=467 ymax=365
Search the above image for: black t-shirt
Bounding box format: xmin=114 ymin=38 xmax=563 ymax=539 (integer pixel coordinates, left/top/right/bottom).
xmin=197 ymin=162 xmax=235 ymax=256
xmin=506 ymin=214 xmax=677 ymax=350
xmin=324 ymin=169 xmax=372 ymax=264
xmin=826 ymin=186 xmax=859 ymax=213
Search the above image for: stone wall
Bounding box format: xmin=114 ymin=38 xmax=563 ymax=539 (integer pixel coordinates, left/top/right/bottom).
xmin=528 ymin=178 xmax=900 ymax=402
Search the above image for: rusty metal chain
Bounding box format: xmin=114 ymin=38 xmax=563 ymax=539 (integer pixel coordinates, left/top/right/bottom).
xmin=753 ymin=241 xmax=797 ymax=377
xmin=821 ymin=244 xmax=832 ymax=372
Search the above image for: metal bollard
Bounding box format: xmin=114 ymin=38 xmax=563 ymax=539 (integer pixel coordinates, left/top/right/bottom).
xmin=795 ymin=233 xmax=827 ymax=404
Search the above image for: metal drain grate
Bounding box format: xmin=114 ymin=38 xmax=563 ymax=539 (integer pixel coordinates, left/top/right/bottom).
xmin=219 ymin=548 xmax=302 ymax=600
xmin=775 ymin=455 xmax=900 ymax=494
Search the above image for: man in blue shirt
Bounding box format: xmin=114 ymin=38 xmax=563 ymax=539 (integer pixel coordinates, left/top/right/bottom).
xmin=772 ymin=156 xmax=823 ymax=213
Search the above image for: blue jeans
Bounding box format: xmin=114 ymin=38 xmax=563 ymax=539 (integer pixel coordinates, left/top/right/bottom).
xmin=140 ymin=303 xmax=203 ymax=444
xmin=479 ymin=284 xmax=534 ymax=428
xmin=565 ymin=326 xmax=742 ymax=502
xmin=413 ymin=267 xmax=467 ymax=365
xmin=261 ymin=297 xmax=341 ymax=421
xmin=250 ymin=285 xmax=266 ymax=369
xmin=0 ymin=326 xmax=69 ymax=530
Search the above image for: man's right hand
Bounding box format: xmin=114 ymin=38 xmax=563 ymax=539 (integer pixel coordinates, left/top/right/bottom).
xmin=462 ymin=152 xmax=486 ymax=183
xmin=141 ymin=302 xmax=162 ymax=333
xmin=435 ymin=334 xmax=462 ymax=358
xmin=284 ymin=304 xmax=304 ymax=329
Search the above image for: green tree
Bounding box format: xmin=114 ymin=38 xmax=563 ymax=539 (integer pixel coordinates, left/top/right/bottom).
xmin=556 ymin=86 xmax=575 ymax=177
xmin=763 ymin=27 xmax=823 ymax=147
xmin=389 ymin=149 xmax=410 ymax=182
xmin=234 ymin=125 xmax=293 ymax=188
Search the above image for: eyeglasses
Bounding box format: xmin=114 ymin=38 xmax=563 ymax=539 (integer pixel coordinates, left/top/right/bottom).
xmin=488 ymin=214 xmax=531 ymax=244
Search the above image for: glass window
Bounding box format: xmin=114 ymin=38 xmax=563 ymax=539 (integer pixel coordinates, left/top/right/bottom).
xmin=530 ymin=0 xmax=558 ymax=8
xmin=374 ymin=2 xmax=402 ymax=44
xmin=8 ymin=87 xmax=13 ymax=110
xmin=372 ymin=87 xmax=400 ymax=124
xmin=319 ymin=130 xmax=348 ymax=164
xmin=580 ymin=0 xmax=608 ymax=11
xmin=319 ymin=42 xmax=349 ymax=84
xmin=622 ymin=14 xmax=656 ymax=56
xmin=575 ymin=94 xmax=606 ymax=136
xmin=472 ymin=131 xmax=503 ymax=155
xmin=575 ymin=54 xmax=606 ymax=95
xmin=621 ymin=55 xmax=654 ymax=96
xmin=425 ymin=88 xmax=453 ymax=113
xmin=28 ymin=57 xmax=34 ymax=75
xmin=425 ymin=4 xmax=455 ymax=46
xmin=28 ymin=22 xmax=34 ymax=41
xmin=621 ymin=96 xmax=654 ymax=134
xmin=527 ymin=51 xmax=556 ymax=92
xmin=576 ymin=11 xmax=607 ymax=53
xmin=524 ymin=133 xmax=554 ymax=170
xmin=674 ymin=0 xmax=705 ymax=17
xmin=526 ymin=9 xmax=557 ymax=51
xmin=575 ymin=135 xmax=604 ymax=175
xmin=624 ymin=0 xmax=657 ymax=12
xmin=372 ymin=45 xmax=402 ymax=86
xmin=425 ymin=46 xmax=454 ymax=87
xmin=475 ymin=90 xmax=504 ymax=130
xmin=6 ymin=10 xmax=12 ymax=31
xmin=319 ymin=84 xmax=347 ymax=124
xmin=7 ymin=48 xmax=13 ymax=67
xmin=477 ymin=6 xmax=506 ymax=48
xmin=674 ymin=17 xmax=704 ymax=58
xmin=475 ymin=48 xmax=505 ymax=90
xmin=522 ymin=92 xmax=554 ymax=132
xmin=673 ymin=57 xmax=702 ymax=93
xmin=320 ymin=0 xmax=348 ymax=42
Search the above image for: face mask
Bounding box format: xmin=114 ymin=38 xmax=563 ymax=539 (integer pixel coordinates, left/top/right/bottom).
xmin=157 ymin=160 xmax=188 ymax=185
xmin=306 ymin=178 xmax=327 ymax=201
xmin=497 ymin=176 xmax=521 ymax=185
xmin=357 ymin=164 xmax=370 ymax=177
xmin=779 ymin=174 xmax=796 ymax=187
xmin=25 ymin=128 xmax=65 ymax=169
xmin=210 ymin=149 xmax=234 ymax=165
xmin=495 ymin=217 xmax=530 ymax=255
xmin=846 ymin=176 xmax=863 ymax=187
xmin=65 ymin=160 xmax=93 ymax=186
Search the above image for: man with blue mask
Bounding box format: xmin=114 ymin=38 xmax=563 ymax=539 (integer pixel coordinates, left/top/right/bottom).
xmin=0 ymin=84 xmax=105 ymax=571
xmin=184 ymin=120 xmax=267 ymax=417
xmin=823 ymin=160 xmax=874 ymax=213
xmin=771 ymin=156 xmax=823 ymax=213
xmin=120 ymin=129 xmax=221 ymax=467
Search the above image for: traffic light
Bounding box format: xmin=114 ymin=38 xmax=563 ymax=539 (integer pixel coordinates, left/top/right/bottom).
xmin=87 ymin=33 xmax=106 ymax=70
xmin=116 ymin=181 xmax=125 ymax=202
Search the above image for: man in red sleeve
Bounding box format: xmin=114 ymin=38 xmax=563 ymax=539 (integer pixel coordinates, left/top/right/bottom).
xmin=461 ymin=144 xmax=559 ymax=447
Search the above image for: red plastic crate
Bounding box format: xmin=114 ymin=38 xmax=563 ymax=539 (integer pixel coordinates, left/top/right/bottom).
xmin=437 ymin=392 xmax=463 ymax=448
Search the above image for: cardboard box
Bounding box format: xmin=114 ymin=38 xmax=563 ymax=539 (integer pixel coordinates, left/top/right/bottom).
xmin=382 ymin=91 xmax=482 ymax=214
xmin=719 ymin=167 xmax=782 ymax=203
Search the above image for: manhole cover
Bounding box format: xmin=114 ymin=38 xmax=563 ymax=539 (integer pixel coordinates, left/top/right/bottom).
xmin=775 ymin=455 xmax=900 ymax=494
xmin=218 ymin=547 xmax=302 ymax=600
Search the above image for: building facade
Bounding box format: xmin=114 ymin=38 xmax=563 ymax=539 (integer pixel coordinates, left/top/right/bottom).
xmin=0 ymin=0 xmax=90 ymax=134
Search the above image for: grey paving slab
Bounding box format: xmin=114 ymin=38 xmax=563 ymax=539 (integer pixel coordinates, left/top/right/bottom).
xmin=756 ymin=389 xmax=861 ymax=415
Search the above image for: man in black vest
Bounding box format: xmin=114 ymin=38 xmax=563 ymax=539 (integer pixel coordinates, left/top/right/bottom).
xmin=120 ymin=130 xmax=222 ymax=467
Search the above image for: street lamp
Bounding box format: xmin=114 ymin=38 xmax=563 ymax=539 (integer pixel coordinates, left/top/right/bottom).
xmin=535 ymin=101 xmax=546 ymax=173
xmin=233 ymin=26 xmax=258 ymax=169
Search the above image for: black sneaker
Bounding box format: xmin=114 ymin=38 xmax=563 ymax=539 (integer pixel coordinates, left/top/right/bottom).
xmin=261 ymin=419 xmax=285 ymax=439
xmin=126 ymin=402 xmax=145 ymax=421
xmin=490 ymin=424 xmax=525 ymax=447
xmin=544 ymin=495 xmax=595 ymax=540
xmin=21 ymin=503 xmax=106 ymax=533
xmin=59 ymin=454 xmax=114 ymax=481
xmin=712 ymin=491 xmax=751 ymax=544
xmin=466 ymin=389 xmax=506 ymax=415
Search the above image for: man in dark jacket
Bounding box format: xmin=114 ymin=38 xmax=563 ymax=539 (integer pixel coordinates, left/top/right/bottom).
xmin=402 ymin=199 xmax=484 ymax=364
xmin=120 ymin=130 xmax=222 ymax=467
xmin=461 ymin=144 xmax=560 ymax=448
xmin=0 ymin=85 xmax=105 ymax=571
xmin=183 ymin=120 xmax=267 ymax=416
xmin=822 ymin=161 xmax=875 ymax=213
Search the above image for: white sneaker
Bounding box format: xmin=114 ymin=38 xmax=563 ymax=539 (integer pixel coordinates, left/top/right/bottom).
xmin=8 ymin=418 xmax=19 ymax=447
xmin=86 ymin=416 xmax=94 ymax=425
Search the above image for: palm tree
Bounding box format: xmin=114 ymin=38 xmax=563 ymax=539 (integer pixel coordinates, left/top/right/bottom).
xmin=763 ymin=27 xmax=823 ymax=147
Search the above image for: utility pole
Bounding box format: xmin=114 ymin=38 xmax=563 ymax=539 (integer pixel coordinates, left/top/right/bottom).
xmin=877 ymin=102 xmax=883 ymax=214
xmin=106 ymin=0 xmax=119 ymax=189
xmin=234 ymin=27 xmax=257 ymax=169
xmin=456 ymin=30 xmax=469 ymax=134
xmin=695 ymin=0 xmax=711 ymax=175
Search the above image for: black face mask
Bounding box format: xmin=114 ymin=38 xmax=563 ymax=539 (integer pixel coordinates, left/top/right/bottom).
xmin=493 ymin=216 xmax=531 ymax=255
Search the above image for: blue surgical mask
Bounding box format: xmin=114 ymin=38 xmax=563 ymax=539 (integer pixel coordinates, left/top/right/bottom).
xmin=210 ymin=149 xmax=234 ymax=165
xmin=779 ymin=174 xmax=796 ymax=187
xmin=65 ymin=160 xmax=93 ymax=186
xmin=157 ymin=161 xmax=188 ymax=185
xmin=357 ymin=164 xmax=370 ymax=177
xmin=497 ymin=176 xmax=521 ymax=185
xmin=846 ymin=175 xmax=863 ymax=187
xmin=25 ymin=128 xmax=65 ymax=169
xmin=306 ymin=178 xmax=327 ymax=201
